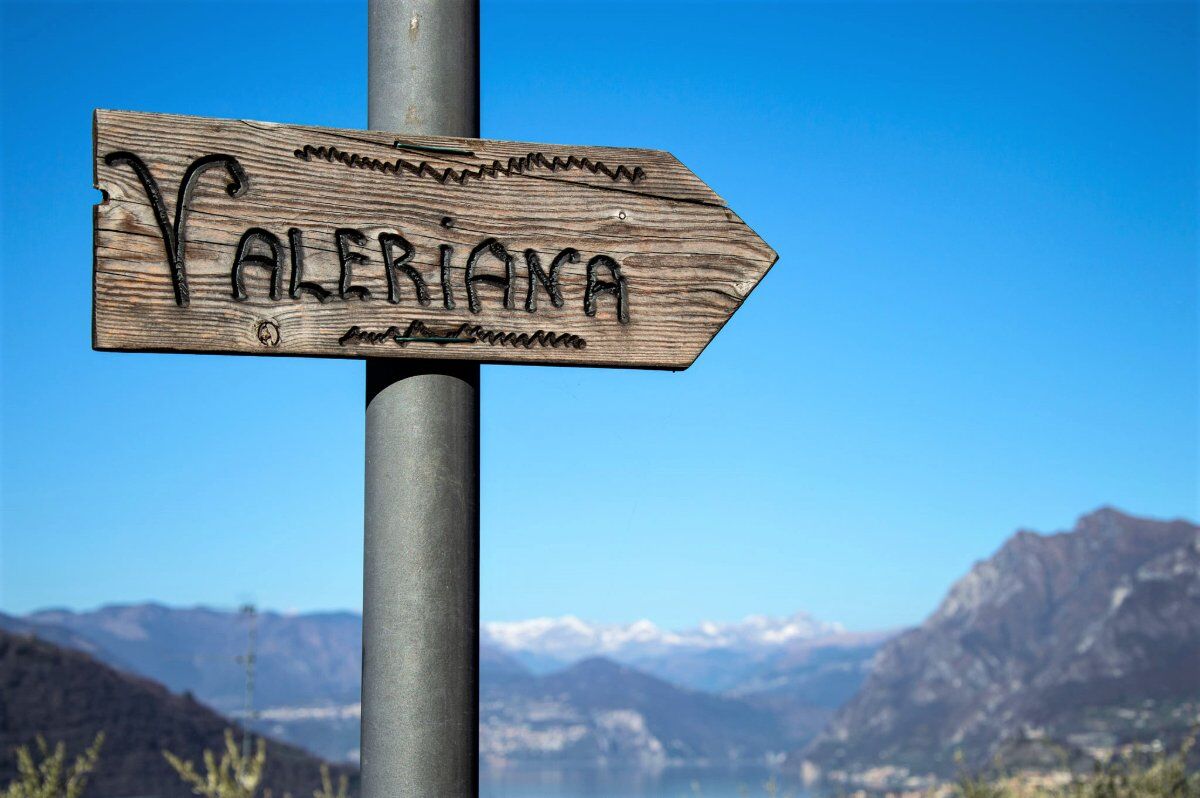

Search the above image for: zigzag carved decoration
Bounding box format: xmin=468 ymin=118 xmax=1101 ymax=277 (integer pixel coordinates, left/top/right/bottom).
xmin=293 ymin=144 xmax=646 ymax=186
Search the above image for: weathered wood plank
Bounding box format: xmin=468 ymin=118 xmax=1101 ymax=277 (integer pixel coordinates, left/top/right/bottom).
xmin=94 ymin=109 xmax=776 ymax=369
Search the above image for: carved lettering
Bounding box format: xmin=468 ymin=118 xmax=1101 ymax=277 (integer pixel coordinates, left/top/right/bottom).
xmin=105 ymin=150 xmax=635 ymax=323
xmin=465 ymin=237 xmax=516 ymax=313
xmin=439 ymin=244 xmax=456 ymax=310
xmin=104 ymin=151 xmax=248 ymax=307
xmin=335 ymin=228 xmax=371 ymax=300
xmin=231 ymin=228 xmax=284 ymax=301
xmin=585 ymin=255 xmax=629 ymax=324
xmin=378 ymin=232 xmax=429 ymax=306
xmin=525 ymin=247 xmax=576 ymax=312
xmin=288 ymin=228 xmax=332 ymax=302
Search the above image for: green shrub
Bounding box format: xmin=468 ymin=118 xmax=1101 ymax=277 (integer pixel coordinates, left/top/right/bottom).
xmin=163 ymin=729 xmax=267 ymax=798
xmin=1062 ymin=737 xmax=1199 ymax=798
xmin=2 ymin=733 xmax=104 ymax=798
xmin=947 ymin=736 xmax=1199 ymax=798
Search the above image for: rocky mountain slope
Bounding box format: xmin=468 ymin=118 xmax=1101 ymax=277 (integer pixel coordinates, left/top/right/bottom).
xmin=480 ymin=657 xmax=788 ymax=767
xmin=803 ymin=508 xmax=1200 ymax=789
xmin=0 ymin=630 xmax=353 ymax=798
xmin=13 ymin=604 xmax=362 ymax=711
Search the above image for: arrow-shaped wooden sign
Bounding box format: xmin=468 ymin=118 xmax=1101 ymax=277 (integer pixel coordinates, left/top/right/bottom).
xmin=94 ymin=110 xmax=776 ymax=369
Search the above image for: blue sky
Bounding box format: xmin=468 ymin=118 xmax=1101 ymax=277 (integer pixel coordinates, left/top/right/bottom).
xmin=1 ymin=0 xmax=1195 ymax=631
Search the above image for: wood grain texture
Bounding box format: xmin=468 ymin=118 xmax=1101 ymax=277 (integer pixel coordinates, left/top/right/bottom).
xmin=94 ymin=110 xmax=777 ymax=369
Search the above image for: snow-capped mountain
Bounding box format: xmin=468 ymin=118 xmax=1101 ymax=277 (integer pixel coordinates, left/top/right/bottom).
xmin=481 ymin=611 xmax=846 ymax=669
xmin=5 ymin=604 xmax=876 ymax=762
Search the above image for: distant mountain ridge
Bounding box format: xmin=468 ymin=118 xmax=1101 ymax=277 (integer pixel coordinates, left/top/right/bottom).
xmin=481 ymin=657 xmax=788 ymax=767
xmin=0 ymin=630 xmax=353 ymax=798
xmin=4 ymin=507 xmax=1193 ymax=781
xmin=803 ymin=507 xmax=1200 ymax=790
xmin=9 ymin=604 xmax=363 ymax=712
xmin=1 ymin=605 xmax=858 ymax=705
xmin=4 ymin=603 xmax=872 ymax=764
xmin=482 ymin=612 xmax=846 ymax=670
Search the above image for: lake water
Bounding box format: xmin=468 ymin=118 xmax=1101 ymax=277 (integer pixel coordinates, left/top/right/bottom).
xmin=479 ymin=766 xmax=813 ymax=798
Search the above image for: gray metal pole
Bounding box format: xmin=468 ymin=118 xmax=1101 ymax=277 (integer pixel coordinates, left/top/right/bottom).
xmin=363 ymin=2 xmax=479 ymax=797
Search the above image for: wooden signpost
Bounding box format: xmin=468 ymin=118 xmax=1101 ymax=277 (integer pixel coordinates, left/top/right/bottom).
xmin=94 ymin=110 xmax=776 ymax=370
xmin=93 ymin=32 xmax=777 ymax=793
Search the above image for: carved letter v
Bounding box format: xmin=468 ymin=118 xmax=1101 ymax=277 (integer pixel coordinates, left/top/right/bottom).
xmin=104 ymin=152 xmax=249 ymax=307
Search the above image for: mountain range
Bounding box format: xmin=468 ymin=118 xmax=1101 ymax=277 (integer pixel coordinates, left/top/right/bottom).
xmin=6 ymin=606 xmax=363 ymax=711
xmin=2 ymin=506 xmax=1195 ymax=789
xmin=479 ymin=657 xmax=788 ymax=767
xmin=802 ymin=507 xmax=1200 ymax=791
xmin=481 ymin=613 xmax=847 ymax=678
xmin=0 ymin=604 xmax=878 ymax=765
